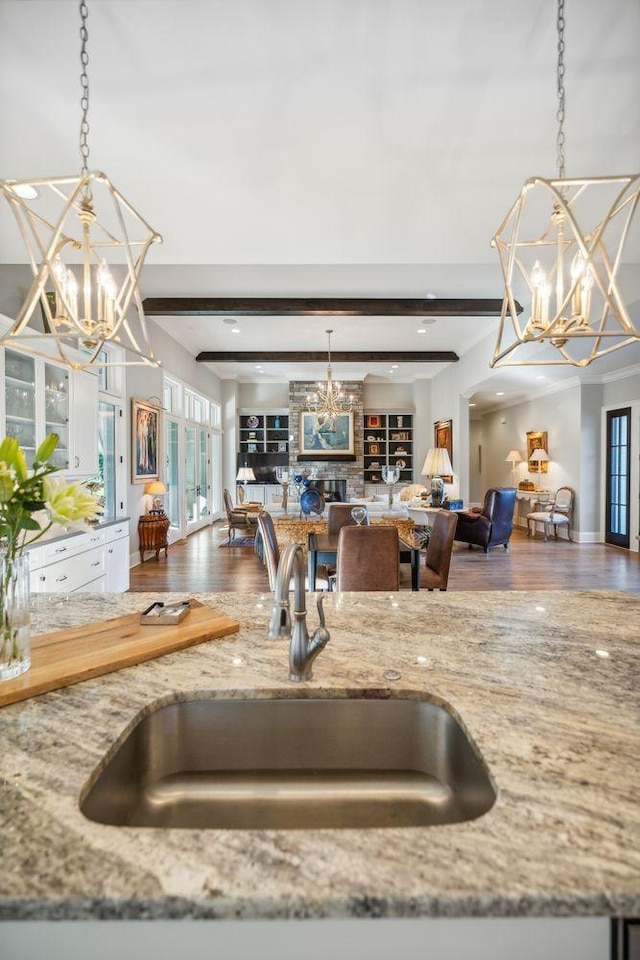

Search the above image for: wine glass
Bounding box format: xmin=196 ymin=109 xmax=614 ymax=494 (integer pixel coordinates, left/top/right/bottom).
xmin=351 ymin=506 xmax=367 ymax=525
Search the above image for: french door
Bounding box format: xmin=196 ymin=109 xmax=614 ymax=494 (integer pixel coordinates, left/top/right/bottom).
xmin=185 ymin=424 xmax=211 ymax=534
xmin=605 ymin=407 xmax=631 ymax=548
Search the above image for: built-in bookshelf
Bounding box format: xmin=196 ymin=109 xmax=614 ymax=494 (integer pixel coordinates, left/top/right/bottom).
xmin=238 ymin=412 xmax=289 ymax=455
xmin=363 ymin=412 xmax=413 ymax=484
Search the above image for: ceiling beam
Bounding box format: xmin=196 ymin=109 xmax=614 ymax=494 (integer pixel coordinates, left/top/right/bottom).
xmin=196 ymin=350 xmax=459 ymax=363
xmin=144 ymin=296 xmax=517 ymax=317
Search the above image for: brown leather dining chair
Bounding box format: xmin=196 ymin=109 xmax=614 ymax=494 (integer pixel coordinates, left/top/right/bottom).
xmin=326 ymin=502 xmax=369 ymax=534
xmin=336 ymin=525 xmax=400 ymax=591
xmin=421 ymin=509 xmax=458 ymax=591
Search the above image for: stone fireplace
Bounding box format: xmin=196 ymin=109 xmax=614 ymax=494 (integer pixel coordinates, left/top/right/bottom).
xmin=288 ymin=380 xmax=364 ymax=500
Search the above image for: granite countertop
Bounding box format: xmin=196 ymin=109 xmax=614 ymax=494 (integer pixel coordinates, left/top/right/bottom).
xmin=0 ymin=589 xmax=638 ymax=920
xmin=23 ymin=516 xmax=130 ymax=550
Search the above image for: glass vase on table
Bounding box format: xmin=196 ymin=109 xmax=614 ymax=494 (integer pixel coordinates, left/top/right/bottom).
xmin=381 ymin=465 xmax=400 ymax=510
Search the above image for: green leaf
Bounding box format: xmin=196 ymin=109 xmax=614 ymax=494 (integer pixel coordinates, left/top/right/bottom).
xmin=17 ymin=514 xmax=42 ymax=532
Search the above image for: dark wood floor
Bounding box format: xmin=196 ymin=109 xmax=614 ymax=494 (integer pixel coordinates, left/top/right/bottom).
xmin=129 ymin=522 xmax=640 ymax=594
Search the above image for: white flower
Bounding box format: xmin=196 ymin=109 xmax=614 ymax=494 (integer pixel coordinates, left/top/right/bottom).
xmin=43 ymin=476 xmax=100 ymax=528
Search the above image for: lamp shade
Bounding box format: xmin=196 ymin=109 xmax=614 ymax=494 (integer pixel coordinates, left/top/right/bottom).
xmin=236 ymin=467 xmax=256 ymax=483
xmin=143 ymin=480 xmax=166 ymax=496
xmin=421 ymin=447 xmax=453 ymax=478
xmin=505 ymin=450 xmax=524 ymax=464
xmin=529 ymin=448 xmax=549 ymax=466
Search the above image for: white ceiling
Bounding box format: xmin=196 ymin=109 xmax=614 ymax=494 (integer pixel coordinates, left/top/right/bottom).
xmin=1 ymin=0 xmax=639 ymax=406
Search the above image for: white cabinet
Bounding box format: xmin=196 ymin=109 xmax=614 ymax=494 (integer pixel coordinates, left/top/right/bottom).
xmin=28 ymin=522 xmax=129 ymax=595
xmin=105 ymin=523 xmax=130 ymax=592
xmin=69 ymin=369 xmax=98 ymax=476
xmin=243 ymin=484 xmax=282 ymax=506
xmin=1 ymin=345 xmax=98 ymax=477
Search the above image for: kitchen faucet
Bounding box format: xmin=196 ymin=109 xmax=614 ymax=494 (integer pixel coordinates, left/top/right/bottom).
xmin=267 ymin=542 xmax=330 ymax=681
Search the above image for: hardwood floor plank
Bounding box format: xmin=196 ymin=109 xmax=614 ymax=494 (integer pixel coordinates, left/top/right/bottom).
xmin=128 ymin=523 xmax=640 ymax=595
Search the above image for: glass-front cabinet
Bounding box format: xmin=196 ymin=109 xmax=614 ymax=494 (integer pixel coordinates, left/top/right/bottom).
xmin=43 ymin=362 xmax=69 ymax=469
xmin=4 ymin=349 xmax=37 ymax=466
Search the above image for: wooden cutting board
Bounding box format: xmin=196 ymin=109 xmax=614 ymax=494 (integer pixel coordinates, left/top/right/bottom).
xmin=0 ymin=601 xmax=240 ymax=708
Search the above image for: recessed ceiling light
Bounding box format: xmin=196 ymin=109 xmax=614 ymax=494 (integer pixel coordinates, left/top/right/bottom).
xmin=496 ymin=391 xmax=505 ymax=396
xmin=391 ymin=364 xmax=398 ymax=369
xmin=468 ymin=402 xmax=476 ymax=407
xmin=417 ymin=327 xmax=427 ymax=334
xmin=230 ymin=328 xmax=240 ymax=334
xmin=255 ymin=364 xmax=262 ymax=370
xmin=10 ymin=183 xmax=38 ymax=199
xmin=222 ymin=317 xmax=237 ymax=325
xmin=536 ymin=375 xmax=546 ymax=380
xmin=425 ymin=293 xmax=437 ymax=300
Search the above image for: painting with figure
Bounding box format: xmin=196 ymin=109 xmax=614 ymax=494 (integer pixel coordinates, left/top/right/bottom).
xmin=132 ymin=399 xmax=160 ymax=482
xmin=300 ymin=412 xmax=354 ymax=456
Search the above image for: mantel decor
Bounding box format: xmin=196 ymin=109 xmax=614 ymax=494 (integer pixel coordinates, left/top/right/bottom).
xmin=132 ymin=398 xmax=160 ymax=483
xmin=300 ymin=411 xmax=354 ymax=458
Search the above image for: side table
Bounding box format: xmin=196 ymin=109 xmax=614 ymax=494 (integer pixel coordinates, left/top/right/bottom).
xmin=138 ymin=512 xmax=170 ymax=563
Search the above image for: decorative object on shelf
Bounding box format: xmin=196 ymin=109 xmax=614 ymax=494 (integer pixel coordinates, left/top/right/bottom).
xmin=527 ymin=432 xmax=549 ymax=472
xmin=434 ymin=420 xmax=453 ymax=482
xmin=368 ymin=442 xmax=381 ymax=456
xmin=391 ymin=431 xmax=409 ymax=442
xmin=246 ymin=416 xmax=259 ymax=429
xmin=529 ymin=447 xmax=550 ymax=492
xmin=132 ymin=398 xmax=160 ymax=483
xmin=143 ymin=479 xmax=166 ymax=513
xmin=397 ymin=416 xmax=404 ymax=428
xmin=351 ymin=506 xmax=368 ymax=526
xmin=505 ymin=449 xmax=524 ymax=487
xmin=138 ymin=513 xmax=170 ymax=563
xmin=491 ymin=0 xmax=640 ymax=369
xmin=300 ymin=410 xmax=354 ymax=457
xmin=395 ymin=459 xmax=406 ymax=470
xmin=274 ymin=416 xmax=281 ymax=429
xmin=0 ymin=0 xmax=161 ymax=370
xmin=422 ymin=448 xmax=454 ymax=508
xmin=381 ymin=464 xmax=400 ymax=509
xmin=305 ymin=330 xmax=354 ymax=427
xmin=0 ymin=434 xmax=98 ymax=681
xmin=367 ymin=416 xmax=381 ymax=428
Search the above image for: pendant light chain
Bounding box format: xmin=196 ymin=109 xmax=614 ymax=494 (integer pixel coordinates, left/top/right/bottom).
xmin=79 ymin=0 xmax=92 ymax=196
xmin=555 ymin=0 xmax=566 ymax=180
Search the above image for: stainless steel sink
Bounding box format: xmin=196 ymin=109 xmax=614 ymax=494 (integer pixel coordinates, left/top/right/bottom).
xmin=80 ymin=697 xmax=496 ymax=829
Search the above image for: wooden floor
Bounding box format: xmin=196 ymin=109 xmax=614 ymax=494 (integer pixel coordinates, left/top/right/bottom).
xmin=129 ymin=522 xmax=640 ymax=594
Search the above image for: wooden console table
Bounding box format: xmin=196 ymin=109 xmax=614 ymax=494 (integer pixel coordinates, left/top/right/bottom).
xmin=138 ymin=513 xmax=170 ymax=563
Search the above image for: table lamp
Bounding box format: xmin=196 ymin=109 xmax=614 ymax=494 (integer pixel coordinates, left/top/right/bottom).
xmin=529 ymin=448 xmax=549 ymax=491
xmin=505 ymin=449 xmax=524 ymax=487
xmin=143 ymin=480 xmax=166 ymax=513
xmin=421 ymin=448 xmax=453 ymax=507
xmin=236 ymin=466 xmax=256 ymax=501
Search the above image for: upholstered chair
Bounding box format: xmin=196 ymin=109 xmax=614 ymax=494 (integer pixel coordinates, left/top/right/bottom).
xmin=326 ymin=502 xmax=369 ymax=535
xmin=526 ymin=487 xmax=574 ymax=541
xmin=223 ymin=488 xmax=260 ymax=542
xmin=336 ymin=526 xmax=400 ymax=591
xmin=454 ymin=487 xmax=517 ymax=553
xmin=422 ymin=510 xmax=458 ymax=590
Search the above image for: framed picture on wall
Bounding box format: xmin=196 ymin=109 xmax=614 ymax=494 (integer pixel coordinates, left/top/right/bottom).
xmin=131 ymin=398 xmax=161 ymax=483
xmin=527 ymin=431 xmax=549 ymax=472
xmin=300 ymin=411 xmax=354 ymax=456
xmin=434 ymin=419 xmax=453 ymax=482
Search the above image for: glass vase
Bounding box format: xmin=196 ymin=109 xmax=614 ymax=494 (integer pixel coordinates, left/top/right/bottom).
xmin=0 ymin=551 xmax=31 ymax=681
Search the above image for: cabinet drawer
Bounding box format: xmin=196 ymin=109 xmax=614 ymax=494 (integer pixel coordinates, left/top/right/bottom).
xmin=41 ymin=530 xmax=103 ymax=564
xmin=41 ymin=546 xmax=106 ymax=593
xmin=105 ymin=522 xmax=129 ymax=543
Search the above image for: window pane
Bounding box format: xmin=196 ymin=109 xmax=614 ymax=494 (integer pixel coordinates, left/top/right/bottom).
xmin=165 ymin=420 xmax=180 ymax=529
xmin=98 ymin=401 xmax=116 ymax=520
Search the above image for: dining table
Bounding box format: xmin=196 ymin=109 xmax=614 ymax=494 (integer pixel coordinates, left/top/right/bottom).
xmin=307 ymin=528 xmax=424 ymax=591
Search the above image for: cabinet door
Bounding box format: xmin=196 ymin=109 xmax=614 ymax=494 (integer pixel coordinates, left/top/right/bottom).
xmin=3 ymin=349 xmax=37 ymax=467
xmin=44 ymin=362 xmax=70 ymax=469
xmin=105 ymin=535 xmax=130 ymax=592
xmin=70 ymin=369 xmax=98 ymax=476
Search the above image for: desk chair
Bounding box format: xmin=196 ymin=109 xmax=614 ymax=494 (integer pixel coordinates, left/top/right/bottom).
xmin=336 ymin=526 xmax=400 ymax=591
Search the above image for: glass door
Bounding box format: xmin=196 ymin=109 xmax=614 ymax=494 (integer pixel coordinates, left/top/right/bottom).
xmin=44 ymin=362 xmax=69 ymax=469
xmin=4 ymin=349 xmax=36 ymax=467
xmin=605 ymin=407 xmax=631 ymax=548
xmin=185 ymin=425 xmax=211 ymax=533
xmin=164 ymin=417 xmax=181 ymax=538
xmin=98 ymin=401 xmax=117 ymax=520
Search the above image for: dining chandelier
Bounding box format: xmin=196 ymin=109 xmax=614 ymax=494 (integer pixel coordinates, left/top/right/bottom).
xmin=0 ymin=0 xmax=162 ymax=369
xmin=490 ymin=0 xmax=640 ymax=368
xmin=305 ymin=329 xmax=354 ymax=426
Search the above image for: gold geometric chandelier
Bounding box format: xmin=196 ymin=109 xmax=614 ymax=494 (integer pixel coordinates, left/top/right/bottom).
xmin=0 ymin=1 xmax=162 ymax=370
xmin=491 ymin=0 xmax=640 ymax=368
xmin=305 ymin=329 xmax=354 ymax=426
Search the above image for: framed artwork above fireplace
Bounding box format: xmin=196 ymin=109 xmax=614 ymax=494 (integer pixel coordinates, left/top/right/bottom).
xmin=300 ymin=411 xmax=354 ymax=457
